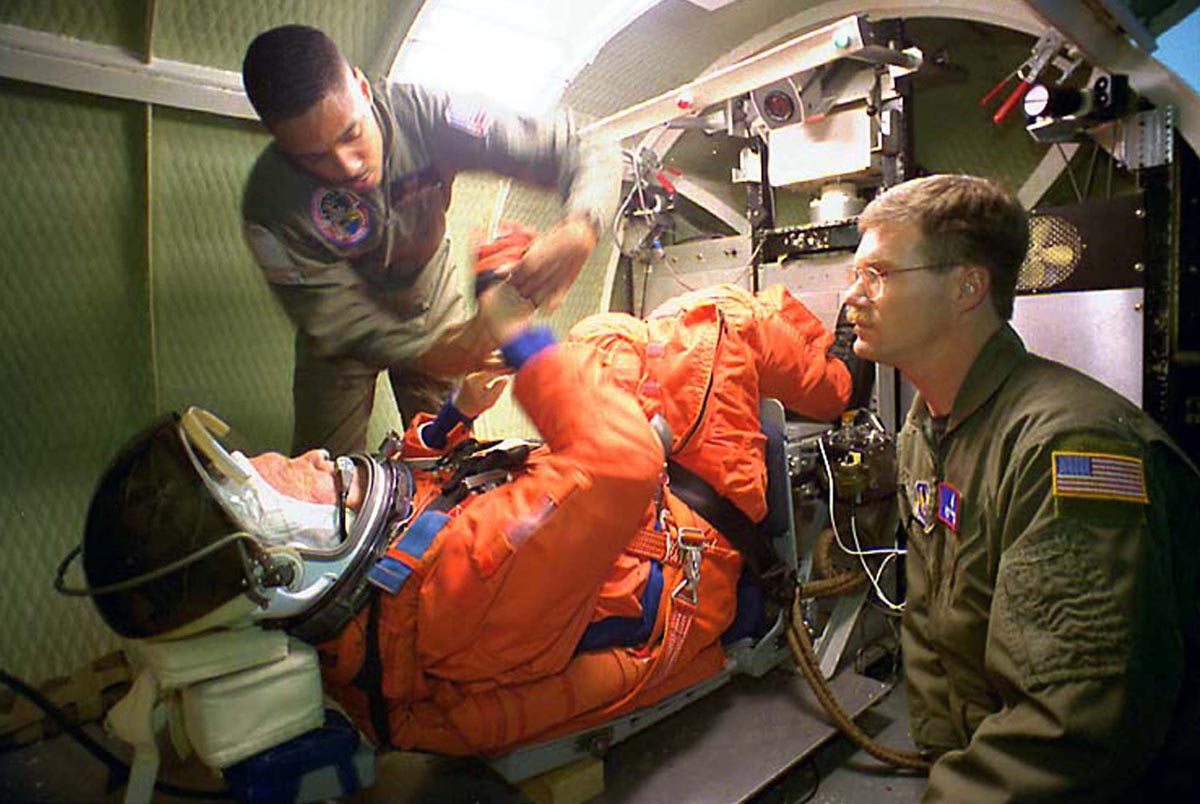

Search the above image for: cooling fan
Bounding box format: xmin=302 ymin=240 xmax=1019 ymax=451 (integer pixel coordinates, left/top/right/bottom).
xmin=1018 ymin=214 xmax=1083 ymax=291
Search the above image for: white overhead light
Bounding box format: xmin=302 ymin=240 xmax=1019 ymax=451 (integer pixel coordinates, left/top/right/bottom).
xmin=389 ymin=0 xmax=662 ymax=115
xmin=684 ymin=0 xmax=742 ymax=10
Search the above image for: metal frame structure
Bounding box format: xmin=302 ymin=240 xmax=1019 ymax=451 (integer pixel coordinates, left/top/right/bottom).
xmin=0 ymin=23 xmax=253 ymax=119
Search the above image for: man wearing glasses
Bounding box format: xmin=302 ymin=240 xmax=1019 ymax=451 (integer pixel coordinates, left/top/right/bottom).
xmin=843 ymin=174 xmax=1200 ymax=802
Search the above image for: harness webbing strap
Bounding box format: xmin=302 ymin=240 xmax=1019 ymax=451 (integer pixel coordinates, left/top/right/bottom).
xmin=648 ymin=597 xmax=697 ymax=686
xmin=666 ymin=460 xmax=784 ymax=592
xmin=367 ymin=511 xmax=450 ymax=595
xmin=356 ymin=593 xmax=392 ymax=750
xmin=626 ymin=528 xmax=669 ymax=562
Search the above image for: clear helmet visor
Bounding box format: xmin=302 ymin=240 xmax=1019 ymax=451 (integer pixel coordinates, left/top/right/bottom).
xmin=74 ymin=407 xmax=396 ymax=640
xmin=78 ymin=410 xmax=257 ymax=639
xmin=176 ymin=408 xmax=399 ymax=629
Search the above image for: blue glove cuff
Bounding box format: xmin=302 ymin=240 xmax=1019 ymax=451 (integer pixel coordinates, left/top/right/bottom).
xmin=501 ymin=326 xmax=557 ymax=370
xmin=422 ymin=395 xmax=474 ymax=449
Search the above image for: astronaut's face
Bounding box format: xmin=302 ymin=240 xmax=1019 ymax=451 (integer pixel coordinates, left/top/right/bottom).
xmin=249 ymin=450 xmax=364 ymax=510
xmin=249 ymin=450 xmax=337 ymax=504
xmin=270 ymin=66 xmax=384 ymax=193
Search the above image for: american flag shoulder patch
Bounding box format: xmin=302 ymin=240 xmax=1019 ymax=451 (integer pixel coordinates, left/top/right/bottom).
xmin=1052 ymin=450 xmax=1148 ymax=504
xmin=445 ymin=98 xmax=490 ymax=138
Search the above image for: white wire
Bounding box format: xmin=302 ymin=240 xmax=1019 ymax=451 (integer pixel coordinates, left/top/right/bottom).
xmin=817 ymin=437 xmax=906 ymax=612
xmin=612 ymin=149 xmax=661 ymax=259
xmin=818 ymin=439 xmax=901 ymax=558
xmin=851 ymin=508 xmax=906 ymax=612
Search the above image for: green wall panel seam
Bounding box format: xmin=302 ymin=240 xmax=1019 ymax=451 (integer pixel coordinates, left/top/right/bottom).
xmin=145 ymin=103 xmax=160 ymax=413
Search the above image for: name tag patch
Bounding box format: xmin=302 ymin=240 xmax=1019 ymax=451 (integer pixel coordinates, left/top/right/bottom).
xmin=1052 ymin=451 xmax=1148 ymax=504
xmin=937 ymin=481 xmax=960 ymax=532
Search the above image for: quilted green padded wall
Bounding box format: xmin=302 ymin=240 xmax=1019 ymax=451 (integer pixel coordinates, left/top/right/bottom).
xmin=151 ymin=0 xmax=402 ymax=72
xmin=566 ymin=0 xmax=811 ymax=119
xmin=150 ymin=108 xmax=294 ymax=453
xmin=0 ymin=0 xmax=147 ymax=52
xmin=905 ymin=20 xmax=1047 ymax=195
xmin=0 ymin=79 xmax=151 ymax=680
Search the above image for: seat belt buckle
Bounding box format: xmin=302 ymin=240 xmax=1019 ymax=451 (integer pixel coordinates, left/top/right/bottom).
xmin=671 ymin=527 xmax=705 ymax=605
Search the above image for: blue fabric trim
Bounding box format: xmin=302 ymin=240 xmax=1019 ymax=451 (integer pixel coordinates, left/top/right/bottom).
xmin=575 ymin=560 xmax=663 ymax=653
xmin=401 ymin=511 xmax=450 ymax=555
xmin=366 ymin=560 xmax=412 ymax=595
xmin=721 ymin=571 xmax=769 ymax=645
xmin=422 ymin=397 xmax=473 ymax=449
xmin=501 ymin=326 xmax=556 ymax=370
xmin=367 ymin=511 xmax=452 ymax=595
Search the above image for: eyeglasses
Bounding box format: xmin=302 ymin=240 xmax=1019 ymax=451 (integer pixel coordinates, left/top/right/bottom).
xmin=845 ymin=262 xmax=956 ymax=301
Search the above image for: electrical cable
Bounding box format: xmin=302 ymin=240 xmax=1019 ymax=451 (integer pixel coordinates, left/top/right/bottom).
xmin=782 ymin=423 xmax=927 ymax=773
xmin=0 ymin=668 xmax=229 ymax=800
xmin=850 ymin=512 xmax=905 ymax=613
xmin=656 ymin=236 xmax=766 ymax=296
xmin=816 ymin=438 xmax=906 ymax=613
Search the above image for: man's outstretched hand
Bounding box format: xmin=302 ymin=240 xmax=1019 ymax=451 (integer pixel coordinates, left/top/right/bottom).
xmin=456 ymin=362 xmax=512 ymax=418
xmin=478 ymin=279 xmax=536 ymax=346
xmin=506 ymin=213 xmax=597 ymax=311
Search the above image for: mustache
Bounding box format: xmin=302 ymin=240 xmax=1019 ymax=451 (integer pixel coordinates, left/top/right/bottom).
xmin=845 ymin=308 xmax=870 ymax=325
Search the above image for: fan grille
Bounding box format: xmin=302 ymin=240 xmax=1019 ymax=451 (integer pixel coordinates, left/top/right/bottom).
xmin=1018 ymin=214 xmax=1082 ymax=290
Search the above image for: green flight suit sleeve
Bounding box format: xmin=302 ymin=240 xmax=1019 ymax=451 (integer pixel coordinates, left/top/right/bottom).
xmin=921 ymin=433 xmax=1182 ymax=804
xmin=402 ymin=85 xmax=619 ymax=232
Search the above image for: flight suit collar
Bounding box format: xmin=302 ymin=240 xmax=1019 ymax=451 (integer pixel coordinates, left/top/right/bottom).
xmin=371 ymin=81 xmax=399 ymax=184
xmin=907 ymin=323 xmax=1027 ymax=438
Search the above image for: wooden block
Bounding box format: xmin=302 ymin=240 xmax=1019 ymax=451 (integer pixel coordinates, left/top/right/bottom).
xmin=517 ymin=756 xmax=605 ymax=804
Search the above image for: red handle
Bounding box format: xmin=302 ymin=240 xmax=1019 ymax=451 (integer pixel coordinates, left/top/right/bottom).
xmin=655 ymin=170 xmax=677 ymax=196
xmin=980 ymin=75 xmax=1012 ymax=107
xmin=992 ymin=80 xmax=1032 ymax=124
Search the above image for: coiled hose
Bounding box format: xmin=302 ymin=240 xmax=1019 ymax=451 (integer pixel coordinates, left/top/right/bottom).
xmin=785 ymin=529 xmax=932 ymax=772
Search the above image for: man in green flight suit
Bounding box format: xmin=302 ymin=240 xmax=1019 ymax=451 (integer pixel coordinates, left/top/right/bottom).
xmin=843 ymin=174 xmax=1199 ymax=802
xmin=240 ymin=24 xmax=614 ymax=454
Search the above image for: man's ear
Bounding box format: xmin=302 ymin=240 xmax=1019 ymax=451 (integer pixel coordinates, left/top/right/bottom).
xmin=352 ymin=67 xmax=372 ymax=104
xmin=959 ymin=265 xmax=990 ymax=310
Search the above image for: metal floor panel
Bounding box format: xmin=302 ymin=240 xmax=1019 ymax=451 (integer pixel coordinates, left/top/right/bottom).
xmin=594 ymin=668 xmax=889 ymax=804
xmin=0 ymin=669 xmax=892 ymax=804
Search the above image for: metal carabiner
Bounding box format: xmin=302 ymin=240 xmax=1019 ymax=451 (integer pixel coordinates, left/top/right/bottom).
xmin=671 ymin=527 xmax=706 ymax=605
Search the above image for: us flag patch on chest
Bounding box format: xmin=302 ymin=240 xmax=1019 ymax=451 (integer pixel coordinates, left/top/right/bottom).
xmin=1052 ymin=451 xmax=1148 ymax=503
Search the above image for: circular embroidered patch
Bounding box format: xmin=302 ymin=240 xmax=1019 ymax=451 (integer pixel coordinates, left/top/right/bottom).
xmin=310 ymin=188 xmax=372 ymax=247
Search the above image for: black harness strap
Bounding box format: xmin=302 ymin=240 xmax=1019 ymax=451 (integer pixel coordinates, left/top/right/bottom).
xmin=666 ymin=460 xmax=790 ymax=599
xmin=354 ymin=592 xmax=392 ymax=750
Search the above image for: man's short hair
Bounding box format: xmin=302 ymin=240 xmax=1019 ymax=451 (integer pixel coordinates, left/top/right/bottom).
xmin=858 ymin=175 xmax=1029 ymax=319
xmin=242 ymin=25 xmax=350 ymax=126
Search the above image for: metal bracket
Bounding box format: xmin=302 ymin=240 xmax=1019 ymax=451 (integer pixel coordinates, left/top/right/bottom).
xmin=813 ymin=589 xmax=868 ymax=680
xmin=1115 ymin=106 xmax=1174 ymax=169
